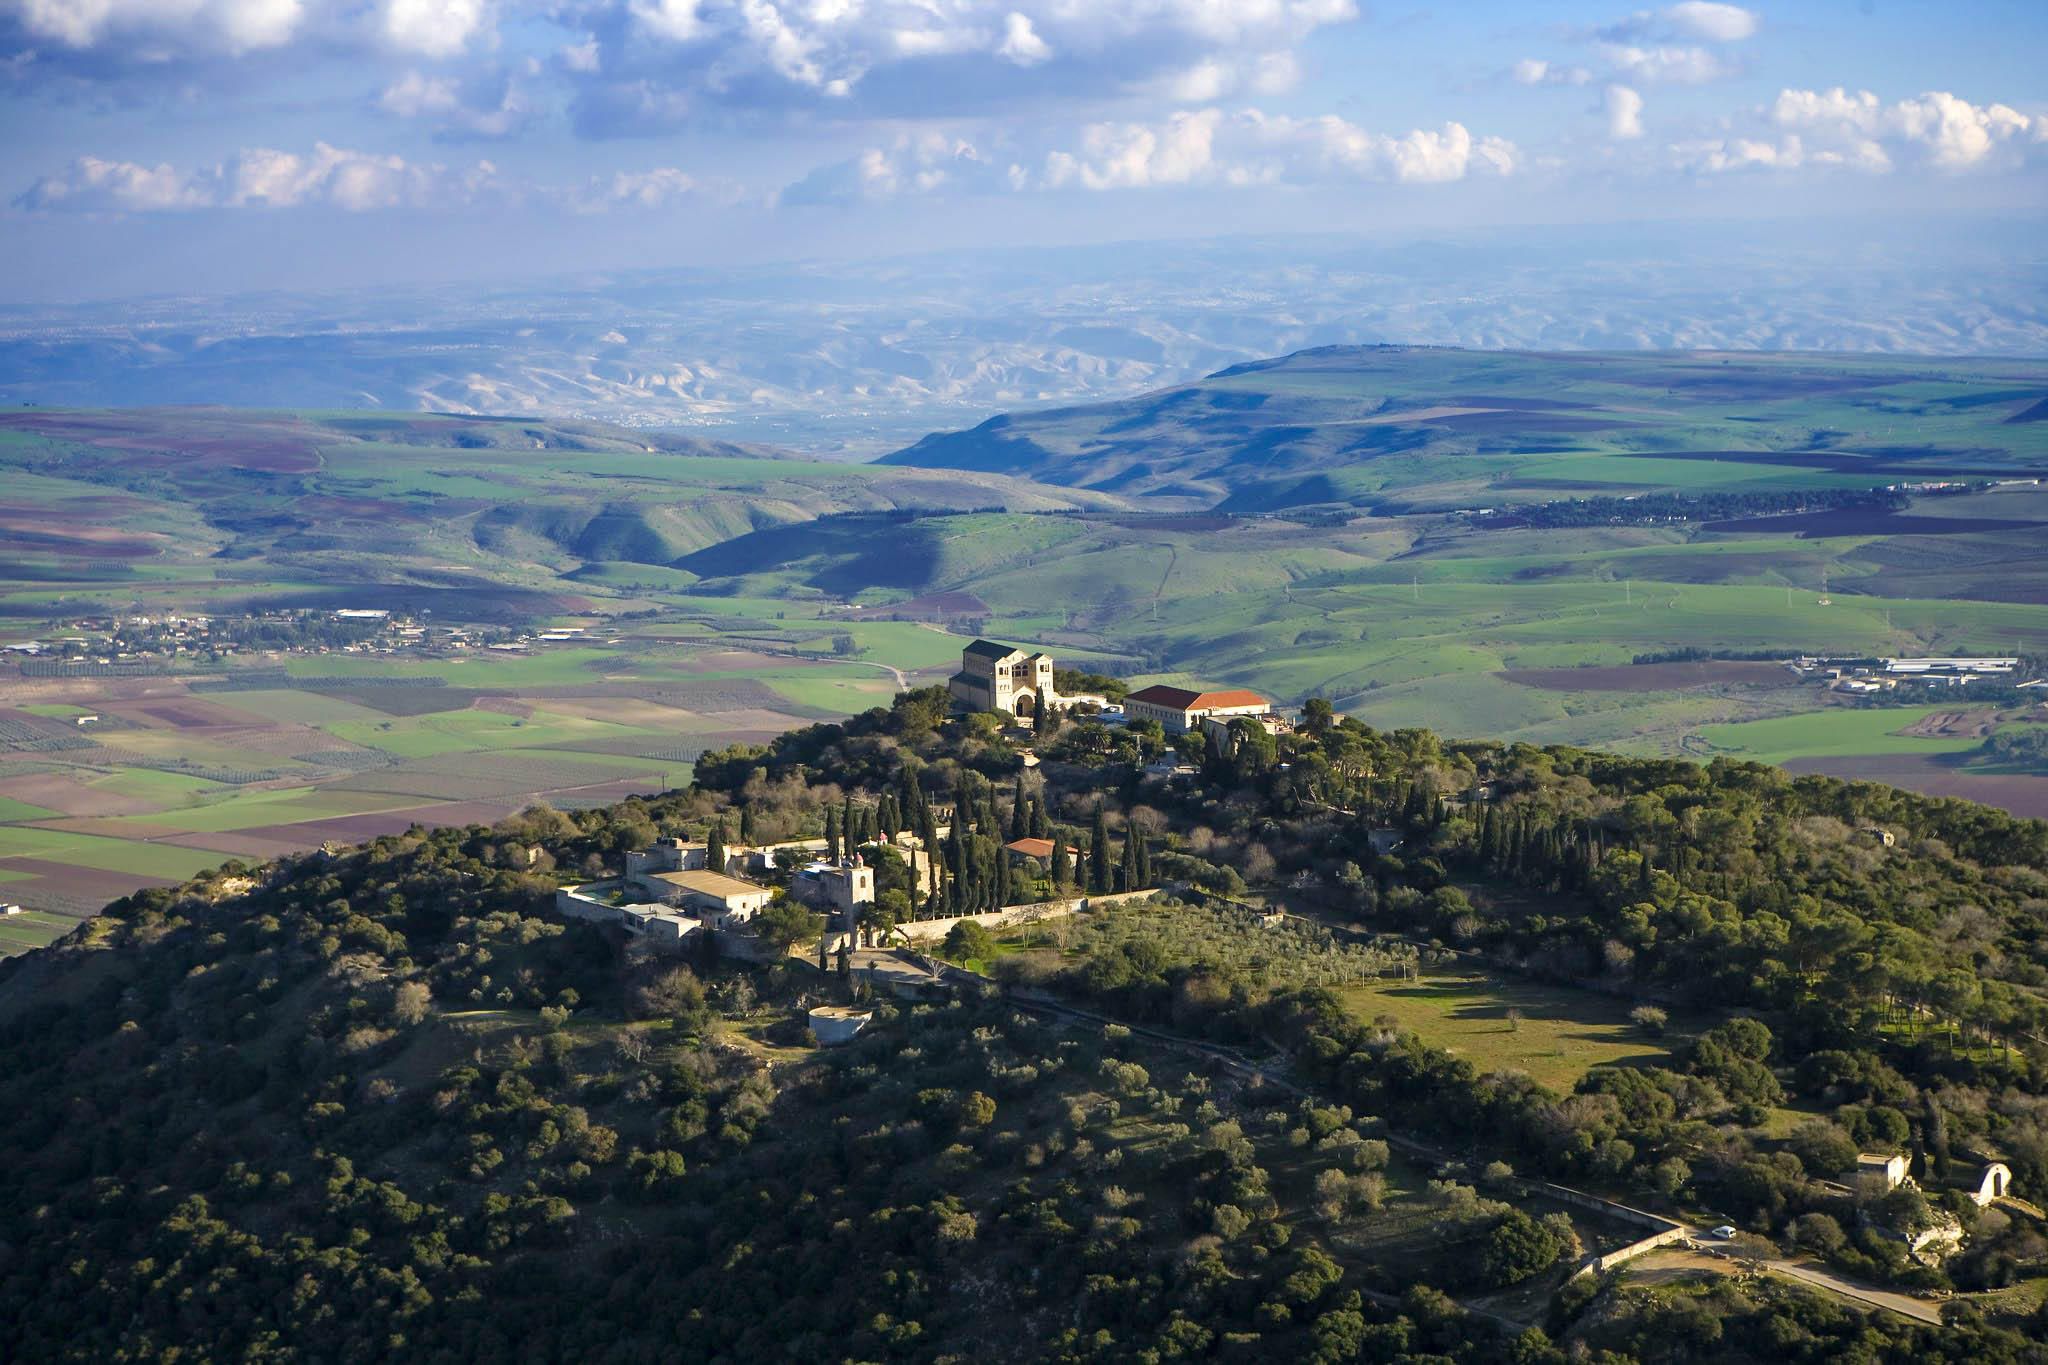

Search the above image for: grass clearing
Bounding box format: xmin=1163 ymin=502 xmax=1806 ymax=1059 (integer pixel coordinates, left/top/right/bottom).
xmin=1335 ymin=966 xmax=1678 ymax=1091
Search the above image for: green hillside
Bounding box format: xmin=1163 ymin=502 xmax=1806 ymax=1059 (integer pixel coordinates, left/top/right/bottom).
xmin=882 ymin=347 xmax=2048 ymax=511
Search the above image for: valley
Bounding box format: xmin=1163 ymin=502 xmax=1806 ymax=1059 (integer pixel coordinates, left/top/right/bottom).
xmin=6 ymin=346 xmax=2048 ymax=951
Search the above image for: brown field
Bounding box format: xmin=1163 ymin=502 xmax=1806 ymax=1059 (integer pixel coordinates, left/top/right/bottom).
xmin=1502 ymin=660 xmax=1791 ymax=692
xmin=159 ymin=830 xmax=319 ymax=859
xmin=0 ymin=772 xmax=156 ymax=817
xmin=1781 ymin=754 xmax=2048 ymax=819
xmin=1898 ymin=709 xmax=2001 ymax=740
xmin=473 ymin=696 xmax=536 ymax=718
xmin=309 ymin=686 xmax=505 ymax=716
xmin=112 ymin=698 xmax=266 ymax=730
xmin=0 ymin=518 xmax=163 ymax=558
xmin=0 ymin=859 xmax=177 ymax=917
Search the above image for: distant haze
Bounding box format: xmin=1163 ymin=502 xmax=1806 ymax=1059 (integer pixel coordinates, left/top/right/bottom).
xmin=2 ymin=226 xmax=2043 ymax=456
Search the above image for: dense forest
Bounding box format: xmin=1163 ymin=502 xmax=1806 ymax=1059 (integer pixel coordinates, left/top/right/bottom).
xmin=2 ymin=686 xmax=2047 ymax=1360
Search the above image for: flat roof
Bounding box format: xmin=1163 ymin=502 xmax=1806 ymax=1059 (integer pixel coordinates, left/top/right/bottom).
xmin=649 ymin=869 xmax=771 ymax=900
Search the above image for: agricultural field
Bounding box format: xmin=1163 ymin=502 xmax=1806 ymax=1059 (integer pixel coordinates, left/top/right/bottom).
xmin=0 ymin=614 xmax=976 ymax=956
xmin=7 ymin=349 xmax=2048 ymax=947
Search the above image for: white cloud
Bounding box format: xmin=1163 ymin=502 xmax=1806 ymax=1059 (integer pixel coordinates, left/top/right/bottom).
xmin=996 ymin=11 xmax=1049 ymax=66
xmin=1512 ymin=57 xmax=1591 ymax=87
xmin=382 ymin=0 xmax=488 ymax=58
xmin=1598 ymin=42 xmax=1728 ymax=84
xmin=10 ymin=0 xmax=305 ymax=53
xmin=1041 ymin=108 xmax=1517 ymax=191
xmin=1605 ymin=84 xmax=1643 ymax=140
xmin=16 ymin=142 xmax=502 ymax=212
xmin=784 ymin=132 xmax=998 ymax=203
xmin=1664 ymin=2 xmax=1757 ymax=41
xmin=1045 ymin=109 xmax=1221 ymax=190
xmin=1673 ymin=134 xmax=1801 ymax=173
xmin=1771 ymin=87 xmax=2037 ymax=169
xmin=14 ymin=155 xmax=217 ymax=212
xmin=580 ymin=166 xmax=698 ymax=210
xmin=377 ymin=68 xmax=530 ymax=137
xmin=574 ymin=0 xmax=1362 ymax=127
xmin=628 ymin=0 xmax=707 ymax=43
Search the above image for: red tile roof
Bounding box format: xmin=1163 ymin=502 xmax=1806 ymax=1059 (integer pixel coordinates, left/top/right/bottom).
xmin=1126 ymin=684 xmax=1270 ymax=711
xmin=1003 ymin=838 xmax=1079 ymax=858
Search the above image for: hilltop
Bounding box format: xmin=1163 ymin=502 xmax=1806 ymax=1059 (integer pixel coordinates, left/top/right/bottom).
xmin=882 ymin=347 xmax=2048 ymax=512
xmin=2 ymin=693 xmax=2047 ymax=1360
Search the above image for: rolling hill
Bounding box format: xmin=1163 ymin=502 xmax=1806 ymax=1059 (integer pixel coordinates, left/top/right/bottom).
xmin=882 ymin=347 xmax=2048 ymax=511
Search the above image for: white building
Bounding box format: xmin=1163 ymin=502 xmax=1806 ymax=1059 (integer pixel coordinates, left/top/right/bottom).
xmin=1123 ymin=684 xmax=1273 ymax=735
xmin=949 ymin=639 xmax=1057 ymax=717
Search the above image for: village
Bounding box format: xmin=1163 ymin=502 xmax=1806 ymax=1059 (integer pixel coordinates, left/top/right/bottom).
xmin=548 ymin=637 xmax=1290 ymax=1037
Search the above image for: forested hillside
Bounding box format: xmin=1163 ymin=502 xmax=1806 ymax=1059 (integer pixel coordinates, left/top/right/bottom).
xmin=3 ymin=690 xmax=2048 ymax=1360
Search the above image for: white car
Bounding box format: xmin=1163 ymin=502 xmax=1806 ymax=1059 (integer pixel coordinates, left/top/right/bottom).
xmin=1710 ymin=1225 xmax=1738 ymax=1240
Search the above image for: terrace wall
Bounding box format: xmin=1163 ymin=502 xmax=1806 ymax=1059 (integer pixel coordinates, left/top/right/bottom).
xmin=891 ymin=888 xmax=1161 ymax=946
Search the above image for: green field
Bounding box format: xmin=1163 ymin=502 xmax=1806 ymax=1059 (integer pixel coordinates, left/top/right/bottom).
xmin=6 ymin=356 xmax=2048 ymax=949
xmin=1336 ymin=967 xmax=1682 ymax=1091
xmin=1694 ymin=706 xmax=1985 ymax=765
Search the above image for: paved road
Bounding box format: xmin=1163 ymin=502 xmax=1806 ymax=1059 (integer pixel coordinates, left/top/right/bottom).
xmin=1634 ymin=1248 xmax=1942 ymax=1325
xmin=1767 ymin=1259 xmax=1943 ymax=1324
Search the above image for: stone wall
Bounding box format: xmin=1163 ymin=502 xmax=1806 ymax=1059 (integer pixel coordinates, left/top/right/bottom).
xmin=891 ymin=888 xmax=1161 ymax=946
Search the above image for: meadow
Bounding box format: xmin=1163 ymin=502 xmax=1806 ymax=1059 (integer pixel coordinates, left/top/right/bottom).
xmin=1336 ymin=968 xmax=1682 ymax=1093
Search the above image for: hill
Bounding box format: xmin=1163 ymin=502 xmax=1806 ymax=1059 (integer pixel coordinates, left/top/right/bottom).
xmin=882 ymin=347 xmax=2048 ymax=511
xmin=0 ymin=407 xmax=1123 ymax=621
xmin=3 ymin=696 xmax=2047 ymax=1359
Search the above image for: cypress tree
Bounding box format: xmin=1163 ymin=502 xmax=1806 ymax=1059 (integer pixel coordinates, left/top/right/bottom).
xmin=739 ymin=804 xmax=757 ymax=845
xmin=995 ymin=842 xmax=1012 ymax=907
xmin=705 ymin=820 xmax=726 ymax=874
xmin=1050 ymin=832 xmax=1072 ymax=890
xmin=1119 ymin=830 xmax=1139 ymax=892
xmin=1134 ymin=829 xmax=1150 ymax=888
xmin=824 ymin=807 xmax=840 ymax=863
xmin=1030 ymin=797 xmax=1049 ymax=840
xmin=1089 ymin=809 xmax=1111 ymax=893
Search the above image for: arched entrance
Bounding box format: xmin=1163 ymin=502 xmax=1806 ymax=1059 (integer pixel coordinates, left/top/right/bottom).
xmin=1012 ymin=691 xmax=1036 ymax=718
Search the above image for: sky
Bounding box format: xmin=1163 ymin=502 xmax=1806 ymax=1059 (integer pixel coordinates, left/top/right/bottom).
xmin=1 ymin=0 xmax=2044 ymax=301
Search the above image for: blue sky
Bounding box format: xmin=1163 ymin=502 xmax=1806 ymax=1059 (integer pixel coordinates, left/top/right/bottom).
xmin=1 ymin=0 xmax=2043 ymax=300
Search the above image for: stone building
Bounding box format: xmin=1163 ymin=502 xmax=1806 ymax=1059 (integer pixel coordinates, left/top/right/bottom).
xmin=949 ymin=639 xmax=1057 ymax=717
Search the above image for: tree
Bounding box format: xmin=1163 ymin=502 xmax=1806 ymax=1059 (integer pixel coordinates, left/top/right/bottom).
xmin=390 ymin=980 xmax=431 ymax=1026
xmin=1089 ymin=808 xmax=1112 ymax=893
xmin=752 ymin=899 xmax=824 ymax=956
xmin=1479 ymin=1209 xmax=1566 ymax=1287
xmin=1629 ymin=1005 xmax=1668 ymax=1036
xmin=705 ymin=821 xmax=726 ymax=874
xmin=943 ymin=919 xmax=997 ymax=964
xmin=1303 ymin=697 xmax=1335 ymax=737
xmin=1050 ymin=832 xmax=1073 ymax=890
